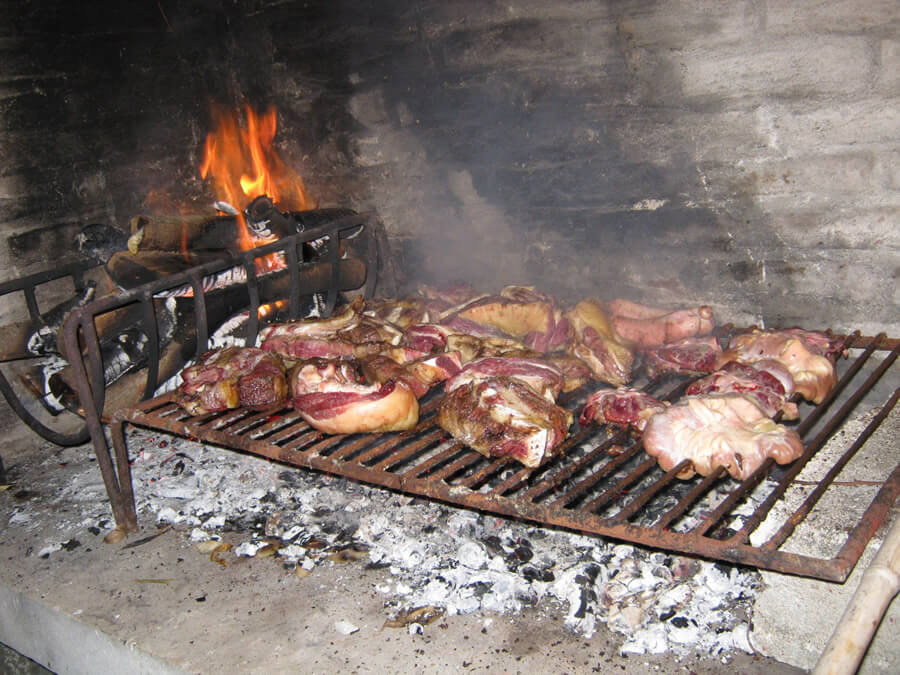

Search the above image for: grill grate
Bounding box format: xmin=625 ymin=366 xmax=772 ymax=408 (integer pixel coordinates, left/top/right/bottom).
xmin=111 ymin=333 xmax=899 ymax=582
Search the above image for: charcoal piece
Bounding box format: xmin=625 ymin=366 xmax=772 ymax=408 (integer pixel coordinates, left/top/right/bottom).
xmin=670 ymin=616 xmax=689 ymax=627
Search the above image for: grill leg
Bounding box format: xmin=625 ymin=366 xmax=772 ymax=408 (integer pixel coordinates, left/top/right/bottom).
xmin=98 ymin=421 xmax=138 ymax=532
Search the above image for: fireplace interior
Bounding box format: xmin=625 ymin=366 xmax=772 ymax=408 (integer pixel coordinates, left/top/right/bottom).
xmin=1 ymin=1 xmax=898 ymax=673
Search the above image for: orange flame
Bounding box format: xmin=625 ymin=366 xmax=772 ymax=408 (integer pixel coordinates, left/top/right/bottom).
xmin=200 ymin=104 xmax=311 ymax=270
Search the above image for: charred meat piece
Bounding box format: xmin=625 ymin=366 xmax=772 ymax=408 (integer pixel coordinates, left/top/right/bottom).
xmin=640 ymin=335 xmax=722 ymax=378
xmin=686 ymin=361 xmax=798 ymax=420
xmin=290 ymin=358 xmax=418 ymax=434
xmin=719 ymin=328 xmax=839 ymax=404
xmin=438 ymin=376 xmax=572 ymax=468
xmin=444 ymin=356 xmax=565 ymax=401
xmin=643 ymin=393 xmax=804 ymax=480
xmin=606 ymin=299 xmax=715 ymax=347
xmin=363 ymin=296 xmax=438 ymax=330
xmin=177 ymin=347 xmax=288 ymax=415
xmin=579 ymin=388 xmax=667 ymax=432
xmin=565 ymin=299 xmax=635 ymax=386
xmin=258 ymin=297 xmax=364 ymax=360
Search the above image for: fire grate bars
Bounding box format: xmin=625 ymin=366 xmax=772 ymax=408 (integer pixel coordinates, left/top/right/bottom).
xmin=110 ymin=333 xmax=899 ymax=582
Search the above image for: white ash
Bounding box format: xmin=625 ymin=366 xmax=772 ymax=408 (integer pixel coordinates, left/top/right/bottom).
xmin=6 ymin=423 xmax=774 ymax=660
xmin=99 ymin=427 xmax=758 ymax=659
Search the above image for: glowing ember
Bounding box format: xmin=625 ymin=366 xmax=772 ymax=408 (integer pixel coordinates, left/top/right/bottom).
xmin=200 ymin=104 xmax=311 ymax=270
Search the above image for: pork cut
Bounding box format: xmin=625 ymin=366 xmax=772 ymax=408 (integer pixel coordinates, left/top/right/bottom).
xmin=686 ymin=361 xmax=798 ymax=420
xmin=438 ymin=376 xmax=572 ymax=468
xmin=642 ymin=393 xmax=804 ymax=480
xmin=579 ymin=388 xmax=667 ymax=432
xmin=177 ymin=346 xmax=288 ymax=415
xmin=719 ymin=328 xmax=840 ymax=404
xmin=606 ymin=299 xmax=715 ymax=347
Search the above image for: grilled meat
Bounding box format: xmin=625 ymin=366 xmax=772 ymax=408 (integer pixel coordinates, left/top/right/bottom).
xmin=565 ymin=299 xmax=635 ymax=386
xmin=177 ymin=347 xmax=287 ymax=415
xmin=640 ymin=335 xmax=722 ymax=378
xmin=643 ymin=393 xmax=804 ymax=480
xmin=686 ymin=360 xmax=798 ymax=420
xmin=719 ymin=328 xmax=840 ymax=404
xmin=438 ymin=376 xmax=572 ymax=468
xmin=606 ymin=299 xmax=715 ymax=347
xmin=580 ymin=387 xmax=667 ymax=432
xmin=444 ymin=356 xmax=565 ymax=401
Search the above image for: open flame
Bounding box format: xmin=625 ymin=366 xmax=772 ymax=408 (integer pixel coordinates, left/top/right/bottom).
xmin=199 ymin=104 xmax=311 ymax=269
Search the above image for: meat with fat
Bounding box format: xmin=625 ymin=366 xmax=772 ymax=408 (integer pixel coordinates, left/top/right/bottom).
xmin=177 ymin=346 xmax=288 ymax=415
xmin=606 ymin=299 xmax=715 ymax=347
xmin=686 ymin=360 xmax=798 ymax=420
xmin=579 ymin=387 xmax=667 ymax=432
xmin=289 ymin=358 xmax=419 ymax=434
xmin=565 ymin=299 xmax=635 ymax=386
xmin=642 ymin=393 xmax=804 ymax=480
xmin=718 ymin=328 xmax=839 ymax=404
xmin=438 ymin=376 xmax=572 ymax=468
xmin=640 ymin=335 xmax=722 ymax=378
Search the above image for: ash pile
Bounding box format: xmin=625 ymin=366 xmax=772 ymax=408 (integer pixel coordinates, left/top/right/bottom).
xmin=14 ymin=424 xmax=765 ymax=659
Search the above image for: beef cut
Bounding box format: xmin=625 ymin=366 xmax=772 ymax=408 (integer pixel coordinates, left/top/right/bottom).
xmin=640 ymin=335 xmax=722 ymax=378
xmin=444 ymin=356 xmax=565 ymax=401
xmin=564 ymin=299 xmax=635 ymax=387
xmin=177 ymin=346 xmax=287 ymax=415
xmin=289 ymin=358 xmax=419 ymax=434
xmin=438 ymin=376 xmax=572 ymax=468
xmin=580 ymin=387 xmax=667 ymax=432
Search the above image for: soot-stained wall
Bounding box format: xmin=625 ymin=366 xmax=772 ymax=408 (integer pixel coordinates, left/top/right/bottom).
xmin=2 ymin=0 xmax=898 ymax=334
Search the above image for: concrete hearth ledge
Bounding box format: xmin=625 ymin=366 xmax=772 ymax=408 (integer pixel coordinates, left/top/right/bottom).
xmin=0 ymin=584 xmax=181 ymax=675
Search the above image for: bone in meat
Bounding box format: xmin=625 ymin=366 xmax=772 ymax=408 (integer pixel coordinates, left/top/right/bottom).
xmin=444 ymin=356 xmax=565 ymax=401
xmin=438 ymin=376 xmax=572 ymax=468
xmin=643 ymin=393 xmax=804 ymax=480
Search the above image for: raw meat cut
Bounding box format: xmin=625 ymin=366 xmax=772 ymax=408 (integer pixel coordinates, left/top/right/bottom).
xmin=643 ymin=393 xmax=804 ymax=480
xmin=438 ymin=376 xmax=572 ymax=468
xmin=580 ymin=388 xmax=667 ymax=432
xmin=177 ymin=347 xmax=287 ymax=415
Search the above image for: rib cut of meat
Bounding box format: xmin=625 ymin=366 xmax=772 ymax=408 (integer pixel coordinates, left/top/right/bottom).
xmin=643 ymin=393 xmax=804 ymax=480
xmin=580 ymin=387 xmax=667 ymax=432
xmin=719 ymin=328 xmax=839 ymax=404
xmin=438 ymin=376 xmax=572 ymax=468
xmin=640 ymin=335 xmax=722 ymax=378
xmin=565 ymin=299 xmax=635 ymax=387
xmin=177 ymin=347 xmax=287 ymax=415
xmin=686 ymin=361 xmax=798 ymax=420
